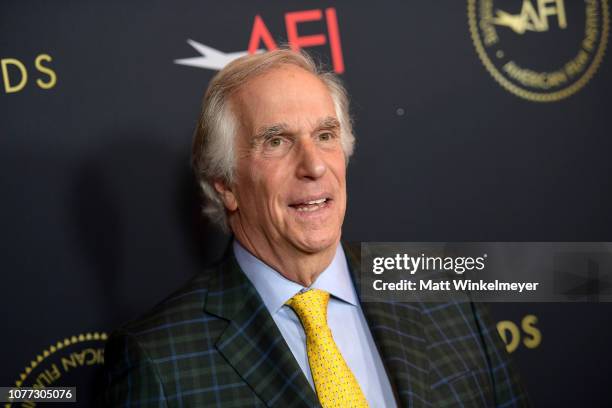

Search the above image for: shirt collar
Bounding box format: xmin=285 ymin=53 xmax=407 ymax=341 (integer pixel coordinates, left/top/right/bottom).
xmin=232 ymin=239 xmax=358 ymax=315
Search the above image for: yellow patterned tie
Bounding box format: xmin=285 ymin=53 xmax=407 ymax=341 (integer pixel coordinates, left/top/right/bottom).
xmin=286 ymin=289 xmax=369 ymax=408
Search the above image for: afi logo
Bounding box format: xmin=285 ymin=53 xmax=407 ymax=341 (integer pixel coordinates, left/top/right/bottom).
xmin=493 ymin=0 xmax=567 ymax=34
xmin=175 ymin=8 xmax=345 ymax=73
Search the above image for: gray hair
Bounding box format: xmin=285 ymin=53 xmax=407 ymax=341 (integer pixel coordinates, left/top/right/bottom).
xmin=191 ymin=48 xmax=355 ymax=231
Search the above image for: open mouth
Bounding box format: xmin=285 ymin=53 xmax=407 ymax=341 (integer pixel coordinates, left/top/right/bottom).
xmin=289 ymin=198 xmax=331 ymax=212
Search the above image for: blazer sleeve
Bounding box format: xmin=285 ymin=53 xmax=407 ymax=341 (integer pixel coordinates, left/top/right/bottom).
xmin=104 ymin=330 xmax=168 ymax=408
xmin=471 ymin=302 xmax=531 ymax=407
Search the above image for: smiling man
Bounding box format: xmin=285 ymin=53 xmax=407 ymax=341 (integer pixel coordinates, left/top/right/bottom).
xmin=105 ymin=49 xmax=529 ymax=407
xmin=214 ymin=62 xmax=347 ymax=287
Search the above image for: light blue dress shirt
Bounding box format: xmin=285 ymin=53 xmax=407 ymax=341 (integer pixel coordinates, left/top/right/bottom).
xmin=233 ymin=240 xmax=397 ymax=408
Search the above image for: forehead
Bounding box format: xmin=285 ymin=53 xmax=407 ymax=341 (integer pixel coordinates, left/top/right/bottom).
xmin=231 ymin=65 xmax=336 ymax=133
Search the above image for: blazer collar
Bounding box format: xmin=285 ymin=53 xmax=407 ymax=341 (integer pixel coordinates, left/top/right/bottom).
xmin=203 ymin=241 xmax=430 ymax=408
xmin=342 ymin=242 xmax=429 ymax=408
xmin=204 ymin=245 xmax=319 ymax=408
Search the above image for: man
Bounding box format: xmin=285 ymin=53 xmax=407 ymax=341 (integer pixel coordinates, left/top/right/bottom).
xmin=105 ymin=49 xmax=528 ymax=407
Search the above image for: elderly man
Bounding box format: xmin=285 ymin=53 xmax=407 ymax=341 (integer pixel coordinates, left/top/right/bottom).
xmin=105 ymin=49 xmax=528 ymax=407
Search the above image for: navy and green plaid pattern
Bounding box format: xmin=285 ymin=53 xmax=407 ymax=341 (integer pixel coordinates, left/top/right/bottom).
xmin=105 ymin=243 xmax=529 ymax=407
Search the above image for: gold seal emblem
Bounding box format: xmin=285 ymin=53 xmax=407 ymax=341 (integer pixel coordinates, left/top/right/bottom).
xmin=468 ymin=0 xmax=609 ymax=102
xmin=6 ymin=332 xmax=107 ymax=408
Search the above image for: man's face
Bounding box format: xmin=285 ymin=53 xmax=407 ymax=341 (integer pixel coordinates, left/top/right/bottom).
xmin=220 ymin=64 xmax=347 ymax=257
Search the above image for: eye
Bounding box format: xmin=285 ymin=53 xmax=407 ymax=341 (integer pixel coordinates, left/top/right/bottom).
xmin=318 ymin=132 xmax=334 ymax=141
xmin=267 ymin=137 xmax=284 ymax=147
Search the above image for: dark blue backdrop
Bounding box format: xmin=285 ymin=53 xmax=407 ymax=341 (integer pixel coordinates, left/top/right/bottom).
xmin=2 ymin=1 xmax=611 ymax=406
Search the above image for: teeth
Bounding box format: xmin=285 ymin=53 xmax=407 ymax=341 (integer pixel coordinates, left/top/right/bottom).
xmin=297 ymin=205 xmax=320 ymax=212
xmin=295 ymin=198 xmax=328 ymax=212
xmin=305 ymin=198 xmax=326 ymax=205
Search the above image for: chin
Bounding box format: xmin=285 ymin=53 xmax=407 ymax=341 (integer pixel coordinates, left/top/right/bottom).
xmin=293 ymin=230 xmax=340 ymax=254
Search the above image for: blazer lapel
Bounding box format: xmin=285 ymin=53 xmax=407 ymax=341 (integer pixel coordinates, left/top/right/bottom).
xmin=204 ymin=250 xmax=319 ymax=408
xmin=343 ymin=242 xmax=430 ymax=408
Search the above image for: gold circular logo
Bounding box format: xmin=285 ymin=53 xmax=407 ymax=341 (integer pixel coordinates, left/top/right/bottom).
xmin=6 ymin=332 xmax=107 ymax=408
xmin=468 ymin=0 xmax=609 ymax=102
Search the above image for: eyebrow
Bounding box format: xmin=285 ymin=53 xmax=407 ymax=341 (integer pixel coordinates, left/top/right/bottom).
xmin=251 ymin=116 xmax=341 ymax=145
xmin=253 ymin=123 xmax=289 ymax=143
xmin=316 ymin=116 xmax=341 ymax=132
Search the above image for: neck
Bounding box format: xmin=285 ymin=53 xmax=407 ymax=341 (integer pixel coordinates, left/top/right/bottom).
xmin=231 ymin=225 xmax=339 ymax=287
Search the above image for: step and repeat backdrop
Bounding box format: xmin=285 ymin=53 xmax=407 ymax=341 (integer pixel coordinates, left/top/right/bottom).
xmin=2 ymin=1 xmax=611 ymax=406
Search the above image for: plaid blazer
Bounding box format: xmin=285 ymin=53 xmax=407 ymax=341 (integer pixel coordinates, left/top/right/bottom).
xmin=104 ymin=242 xmax=529 ymax=407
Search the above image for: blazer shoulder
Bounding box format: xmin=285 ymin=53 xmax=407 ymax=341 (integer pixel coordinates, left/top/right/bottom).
xmin=116 ymin=266 xmax=218 ymax=346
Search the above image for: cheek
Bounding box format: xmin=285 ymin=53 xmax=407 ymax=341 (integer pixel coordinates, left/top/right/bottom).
xmin=330 ymin=157 xmax=347 ymax=188
xmin=331 ymin=160 xmax=347 ymax=208
xmin=252 ymin=165 xmax=286 ymax=210
xmin=234 ymin=171 xmax=262 ymax=212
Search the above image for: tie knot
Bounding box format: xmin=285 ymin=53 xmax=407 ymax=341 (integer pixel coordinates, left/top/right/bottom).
xmin=286 ymin=289 xmax=330 ymax=329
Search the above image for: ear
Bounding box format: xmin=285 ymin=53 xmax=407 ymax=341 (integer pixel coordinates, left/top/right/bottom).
xmin=213 ymin=179 xmax=238 ymax=212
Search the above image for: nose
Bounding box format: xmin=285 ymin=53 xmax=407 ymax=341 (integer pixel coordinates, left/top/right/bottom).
xmin=295 ymin=137 xmax=327 ymax=180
